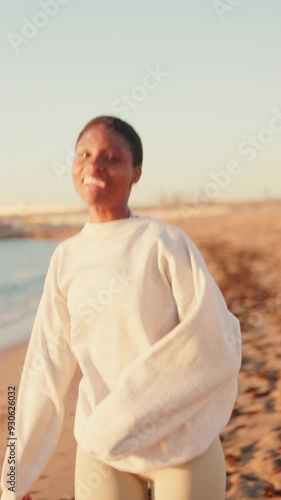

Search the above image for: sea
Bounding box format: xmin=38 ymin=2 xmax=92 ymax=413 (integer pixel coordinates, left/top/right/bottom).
xmin=0 ymin=238 xmax=64 ymax=353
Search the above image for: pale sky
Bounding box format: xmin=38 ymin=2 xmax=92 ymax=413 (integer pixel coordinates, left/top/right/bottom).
xmin=1 ymin=0 xmax=281 ymax=208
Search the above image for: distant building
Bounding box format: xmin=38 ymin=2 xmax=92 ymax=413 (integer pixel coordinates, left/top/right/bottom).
xmin=0 ymin=216 xmax=23 ymax=237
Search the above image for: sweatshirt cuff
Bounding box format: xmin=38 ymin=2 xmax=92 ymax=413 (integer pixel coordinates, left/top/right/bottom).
xmin=0 ymin=491 xmax=22 ymax=500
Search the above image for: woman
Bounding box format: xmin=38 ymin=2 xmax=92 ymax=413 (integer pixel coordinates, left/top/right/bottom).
xmin=0 ymin=116 xmax=242 ymax=500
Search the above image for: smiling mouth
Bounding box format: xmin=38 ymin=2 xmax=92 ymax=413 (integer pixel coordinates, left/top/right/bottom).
xmin=83 ymin=176 xmax=106 ymax=189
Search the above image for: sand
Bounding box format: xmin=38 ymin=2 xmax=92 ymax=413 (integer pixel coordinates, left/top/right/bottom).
xmin=0 ymin=200 xmax=281 ymax=499
xmin=0 ymin=342 xmax=77 ymax=500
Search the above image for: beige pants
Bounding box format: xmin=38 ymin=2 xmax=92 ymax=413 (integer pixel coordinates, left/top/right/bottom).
xmin=75 ymin=435 xmax=226 ymax=500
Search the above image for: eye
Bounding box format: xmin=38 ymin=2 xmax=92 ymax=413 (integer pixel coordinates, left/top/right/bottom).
xmin=105 ymin=154 xmax=119 ymax=163
xmin=76 ymin=149 xmax=90 ymax=159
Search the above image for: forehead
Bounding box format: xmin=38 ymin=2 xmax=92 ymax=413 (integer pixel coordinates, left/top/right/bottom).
xmin=77 ymin=125 xmax=131 ymax=152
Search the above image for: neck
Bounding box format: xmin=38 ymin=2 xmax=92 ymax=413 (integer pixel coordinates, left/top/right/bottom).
xmin=87 ymin=205 xmax=131 ymax=223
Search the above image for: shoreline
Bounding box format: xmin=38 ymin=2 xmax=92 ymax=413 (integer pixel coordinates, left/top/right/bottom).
xmin=1 ymin=200 xmax=280 ymax=240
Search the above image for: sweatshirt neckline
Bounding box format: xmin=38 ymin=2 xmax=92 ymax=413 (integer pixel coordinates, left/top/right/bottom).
xmin=81 ymin=211 xmax=141 ymax=238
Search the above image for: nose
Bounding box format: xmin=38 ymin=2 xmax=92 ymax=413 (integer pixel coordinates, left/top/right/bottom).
xmin=87 ymin=157 xmax=105 ymax=173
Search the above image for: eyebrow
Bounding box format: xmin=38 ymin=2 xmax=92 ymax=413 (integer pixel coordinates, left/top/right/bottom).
xmin=76 ymin=142 xmax=122 ymax=153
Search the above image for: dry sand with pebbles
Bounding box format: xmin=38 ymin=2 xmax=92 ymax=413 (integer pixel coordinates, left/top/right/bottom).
xmin=0 ymin=200 xmax=280 ymax=499
xmin=174 ymin=200 xmax=281 ymax=499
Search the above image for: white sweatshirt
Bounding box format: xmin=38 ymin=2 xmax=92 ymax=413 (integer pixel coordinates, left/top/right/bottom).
xmin=0 ymin=213 xmax=242 ymax=499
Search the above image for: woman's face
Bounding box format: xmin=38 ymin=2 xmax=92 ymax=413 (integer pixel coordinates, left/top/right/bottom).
xmin=72 ymin=125 xmax=141 ymax=210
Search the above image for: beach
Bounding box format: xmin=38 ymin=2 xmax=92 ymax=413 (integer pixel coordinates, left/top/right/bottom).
xmin=0 ymin=200 xmax=281 ymax=499
xmin=175 ymin=201 xmax=281 ymax=499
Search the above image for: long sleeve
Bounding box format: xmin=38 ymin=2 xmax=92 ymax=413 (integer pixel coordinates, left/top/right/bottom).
xmin=83 ymin=228 xmax=242 ymax=461
xmin=0 ymin=245 xmax=79 ymax=500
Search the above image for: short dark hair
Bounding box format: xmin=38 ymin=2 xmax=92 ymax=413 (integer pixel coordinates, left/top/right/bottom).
xmin=75 ymin=116 xmax=143 ymax=167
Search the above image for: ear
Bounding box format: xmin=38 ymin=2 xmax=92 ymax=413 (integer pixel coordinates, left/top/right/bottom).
xmin=134 ymin=166 xmax=142 ymax=184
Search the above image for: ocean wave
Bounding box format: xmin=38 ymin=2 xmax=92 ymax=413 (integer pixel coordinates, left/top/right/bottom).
xmin=0 ymin=293 xmax=41 ymax=329
xmin=0 ymin=273 xmax=45 ymax=296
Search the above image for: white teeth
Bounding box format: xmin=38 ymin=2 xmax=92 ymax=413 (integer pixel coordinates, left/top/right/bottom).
xmin=83 ymin=176 xmax=106 ymax=188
